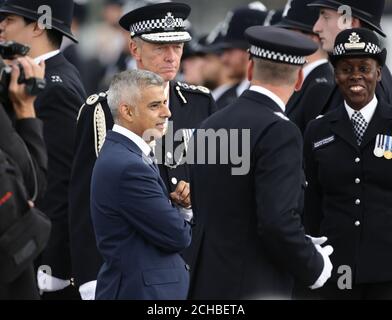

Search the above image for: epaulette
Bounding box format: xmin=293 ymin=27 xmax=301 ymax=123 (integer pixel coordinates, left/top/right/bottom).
xmin=93 ymin=102 xmax=107 ymax=157
xmin=315 ymin=77 xmax=328 ymax=84
xmin=77 ymin=91 xmax=108 ymax=121
xmin=175 ymin=82 xmax=210 ymax=104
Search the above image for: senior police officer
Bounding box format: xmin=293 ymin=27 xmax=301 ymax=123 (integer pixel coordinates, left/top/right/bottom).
xmin=308 ymin=0 xmax=392 ymax=113
xmin=68 ymin=2 xmax=217 ymax=299
xmin=186 ymin=26 xmax=333 ymax=300
xmin=304 ymin=28 xmax=392 ymax=299
xmin=276 ymin=0 xmax=335 ymax=134
xmin=0 ymin=0 xmax=86 ymax=299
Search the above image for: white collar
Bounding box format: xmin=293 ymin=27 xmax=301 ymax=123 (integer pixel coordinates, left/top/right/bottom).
xmin=236 ymin=79 xmax=250 ymax=97
xmin=344 ymin=95 xmax=378 ymax=124
xmin=34 ymin=50 xmax=60 ymax=64
xmin=302 ymin=59 xmax=329 ymax=81
xmin=212 ymin=83 xmax=233 ymax=101
xmin=249 ymin=85 xmax=286 ymax=112
xmin=112 ymin=124 xmax=152 ymax=157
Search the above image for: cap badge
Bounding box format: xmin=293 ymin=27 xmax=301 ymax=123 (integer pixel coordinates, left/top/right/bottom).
xmin=164 ymin=12 xmax=175 ymax=28
xmin=345 ymin=32 xmax=365 ymax=50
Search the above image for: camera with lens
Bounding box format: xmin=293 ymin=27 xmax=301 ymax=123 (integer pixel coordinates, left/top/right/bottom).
xmin=0 ymin=41 xmax=46 ymax=109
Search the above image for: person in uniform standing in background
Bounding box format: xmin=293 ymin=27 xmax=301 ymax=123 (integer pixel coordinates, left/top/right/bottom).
xmin=68 ymin=2 xmax=216 ymax=300
xmin=304 ymin=28 xmax=392 ymax=299
xmin=0 ymin=0 xmax=87 ymax=299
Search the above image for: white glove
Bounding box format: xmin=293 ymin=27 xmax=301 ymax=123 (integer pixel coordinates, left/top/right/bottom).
xmin=37 ymin=269 xmax=71 ymax=293
xmin=79 ymin=280 xmax=97 ymax=300
xmin=309 ymin=244 xmax=333 ymax=290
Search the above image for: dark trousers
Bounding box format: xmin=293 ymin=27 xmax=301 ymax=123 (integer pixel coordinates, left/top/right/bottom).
xmin=0 ymin=265 xmax=40 ymax=300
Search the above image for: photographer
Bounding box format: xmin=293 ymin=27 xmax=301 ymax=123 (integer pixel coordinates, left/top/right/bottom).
xmin=0 ymin=55 xmax=47 ymax=299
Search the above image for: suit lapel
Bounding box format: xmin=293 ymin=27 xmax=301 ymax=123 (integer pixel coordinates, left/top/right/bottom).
xmin=329 ymin=105 xmax=358 ymax=150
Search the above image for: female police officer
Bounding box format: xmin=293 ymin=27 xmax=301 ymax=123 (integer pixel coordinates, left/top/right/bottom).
xmin=303 ymin=28 xmax=392 ymax=299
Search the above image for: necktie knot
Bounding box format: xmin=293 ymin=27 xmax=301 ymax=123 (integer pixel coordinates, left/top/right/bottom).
xmin=351 ymin=111 xmax=368 ymax=146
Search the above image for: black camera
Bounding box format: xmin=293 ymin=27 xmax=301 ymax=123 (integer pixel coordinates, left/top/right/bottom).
xmin=0 ymin=41 xmax=46 ymax=107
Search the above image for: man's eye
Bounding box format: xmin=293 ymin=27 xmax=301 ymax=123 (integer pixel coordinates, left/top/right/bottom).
xmin=359 ymin=66 xmax=369 ymax=73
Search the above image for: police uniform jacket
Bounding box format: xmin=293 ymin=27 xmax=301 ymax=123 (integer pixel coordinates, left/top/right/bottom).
xmin=187 ymin=89 xmax=323 ymax=300
xmin=286 ymin=61 xmax=335 ymax=134
xmin=303 ymin=100 xmax=392 ymax=284
xmin=36 ymin=52 xmax=86 ymax=280
xmin=68 ymin=81 xmax=216 ymax=286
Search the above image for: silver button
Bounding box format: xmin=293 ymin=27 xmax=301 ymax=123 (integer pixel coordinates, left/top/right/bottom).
xmin=355 ymin=157 xmax=361 ymax=163
xmin=166 ymin=152 xmax=173 ymax=159
xmin=355 ymin=199 xmax=361 ymax=205
xmin=171 ymin=177 xmax=178 ymax=185
xmin=355 ymin=221 xmax=361 ymax=227
xmin=305 ymin=181 xmax=309 ymax=187
xmin=355 ymin=178 xmax=361 ymax=184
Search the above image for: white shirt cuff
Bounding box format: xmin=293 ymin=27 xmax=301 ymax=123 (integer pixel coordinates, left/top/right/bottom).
xmin=79 ymin=280 xmax=97 ymax=300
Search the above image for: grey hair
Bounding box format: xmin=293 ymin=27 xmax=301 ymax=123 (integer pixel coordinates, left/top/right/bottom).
xmin=107 ymin=69 xmax=164 ymax=123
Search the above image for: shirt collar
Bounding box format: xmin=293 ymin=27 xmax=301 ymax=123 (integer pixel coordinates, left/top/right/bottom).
xmin=302 ymin=59 xmax=329 ymax=81
xmin=249 ymin=85 xmax=286 ymax=112
xmin=34 ymin=50 xmax=60 ymax=64
xmin=344 ymin=95 xmax=378 ymax=124
xmin=112 ymin=124 xmax=152 ymax=157
xmin=236 ymin=79 xmax=250 ymax=97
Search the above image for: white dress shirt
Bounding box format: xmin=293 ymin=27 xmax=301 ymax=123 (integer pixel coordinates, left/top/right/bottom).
xmin=34 ymin=49 xmax=60 ymax=64
xmin=344 ymin=95 xmax=378 ymax=123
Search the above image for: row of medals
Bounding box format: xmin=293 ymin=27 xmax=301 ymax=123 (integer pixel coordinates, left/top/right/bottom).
xmin=374 ymin=134 xmax=392 ymax=159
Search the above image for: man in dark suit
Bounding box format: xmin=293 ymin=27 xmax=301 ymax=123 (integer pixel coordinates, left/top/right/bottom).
xmin=0 ymin=56 xmax=47 ymax=300
xmin=304 ymin=28 xmax=392 ymax=299
xmin=0 ymin=0 xmax=86 ymax=299
xmin=91 ymin=69 xmax=192 ymax=300
xmin=309 ymin=0 xmax=392 ymax=113
xmin=68 ymin=2 xmax=216 ymax=299
xmin=276 ymin=0 xmax=335 ymax=134
xmin=186 ymin=26 xmax=333 ymax=300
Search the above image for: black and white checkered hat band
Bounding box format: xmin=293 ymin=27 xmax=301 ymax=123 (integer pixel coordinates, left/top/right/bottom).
xmin=141 ymin=31 xmax=191 ymax=43
xmin=249 ymin=45 xmax=306 ymax=65
xmin=130 ymin=17 xmax=186 ymax=37
xmin=333 ymin=42 xmax=382 ymax=56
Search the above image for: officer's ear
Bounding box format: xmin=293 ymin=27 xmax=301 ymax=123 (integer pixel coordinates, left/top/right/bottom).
xmin=32 ymin=21 xmax=46 ymax=39
xmin=129 ymin=38 xmax=142 ymax=62
xmin=352 ymin=17 xmax=361 ymax=29
xmin=247 ymin=58 xmax=254 ymax=82
xmin=294 ymin=68 xmax=304 ymax=92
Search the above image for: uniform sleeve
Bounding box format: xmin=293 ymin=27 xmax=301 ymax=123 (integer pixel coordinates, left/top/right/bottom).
xmin=253 ymin=120 xmax=323 ymax=286
xmin=303 ymin=121 xmax=324 ymax=236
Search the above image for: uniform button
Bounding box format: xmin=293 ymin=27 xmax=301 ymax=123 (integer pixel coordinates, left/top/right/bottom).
xmin=185 ymin=264 xmax=190 ymax=271
xmin=166 ymin=152 xmax=173 ymax=159
xmin=355 ymin=221 xmax=361 ymax=227
xmin=355 ymin=199 xmax=361 ymax=205
xmin=171 ymin=177 xmax=178 ymax=185
xmin=355 ymin=178 xmax=361 ymax=184
xmin=305 ymin=181 xmax=309 ymax=187
xmin=355 ymin=157 xmax=361 ymax=163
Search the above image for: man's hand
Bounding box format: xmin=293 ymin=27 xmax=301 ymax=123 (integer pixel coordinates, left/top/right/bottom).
xmin=170 ymin=180 xmax=191 ymax=208
xmin=9 ymin=56 xmax=45 ymax=119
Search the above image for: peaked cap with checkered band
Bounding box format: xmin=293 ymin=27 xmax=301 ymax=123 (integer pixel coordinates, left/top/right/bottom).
xmin=245 ymin=26 xmax=318 ymax=66
xmin=331 ymin=28 xmax=387 ymax=66
xmin=119 ymin=2 xmax=191 ymax=43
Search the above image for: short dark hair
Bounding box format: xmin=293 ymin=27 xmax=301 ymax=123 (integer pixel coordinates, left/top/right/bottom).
xmin=22 ymin=17 xmax=63 ymax=48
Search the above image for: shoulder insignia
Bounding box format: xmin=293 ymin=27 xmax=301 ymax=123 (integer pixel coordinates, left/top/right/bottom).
xmin=274 ymin=112 xmax=290 ymax=121
xmin=315 ymin=77 xmax=328 ymax=84
xmin=86 ymin=92 xmax=107 ymax=106
xmin=316 ymin=114 xmax=324 ymax=120
xmin=93 ymin=103 xmax=107 ymax=157
xmin=51 ymin=75 xmax=63 ymax=83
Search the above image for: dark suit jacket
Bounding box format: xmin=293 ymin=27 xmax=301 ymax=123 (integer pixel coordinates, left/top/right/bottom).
xmin=187 ymin=90 xmax=323 ymax=300
xmin=91 ymin=130 xmax=191 ymax=300
xmin=304 ymin=101 xmax=392 ymax=284
xmin=36 ymin=53 xmax=86 ymax=280
xmin=69 ymin=81 xmax=216 ymax=286
xmin=286 ymin=62 xmax=335 ymax=134
xmin=216 ymin=83 xmax=239 ymax=110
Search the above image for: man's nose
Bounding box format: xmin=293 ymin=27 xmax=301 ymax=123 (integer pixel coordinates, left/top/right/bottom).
xmin=313 ymin=16 xmax=322 ymax=34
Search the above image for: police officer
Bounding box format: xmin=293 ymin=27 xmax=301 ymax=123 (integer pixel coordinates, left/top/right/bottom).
xmin=0 ymin=0 xmax=87 ymax=299
xmin=68 ymin=2 xmax=216 ymax=299
xmin=308 ymin=0 xmax=392 ymax=113
xmin=276 ymin=0 xmax=335 ymax=134
xmin=304 ymin=28 xmax=392 ymax=299
xmin=187 ymin=26 xmax=333 ymax=300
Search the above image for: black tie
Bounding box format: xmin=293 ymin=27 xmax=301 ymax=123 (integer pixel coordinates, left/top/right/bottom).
xmin=351 ymin=111 xmax=368 ymax=146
